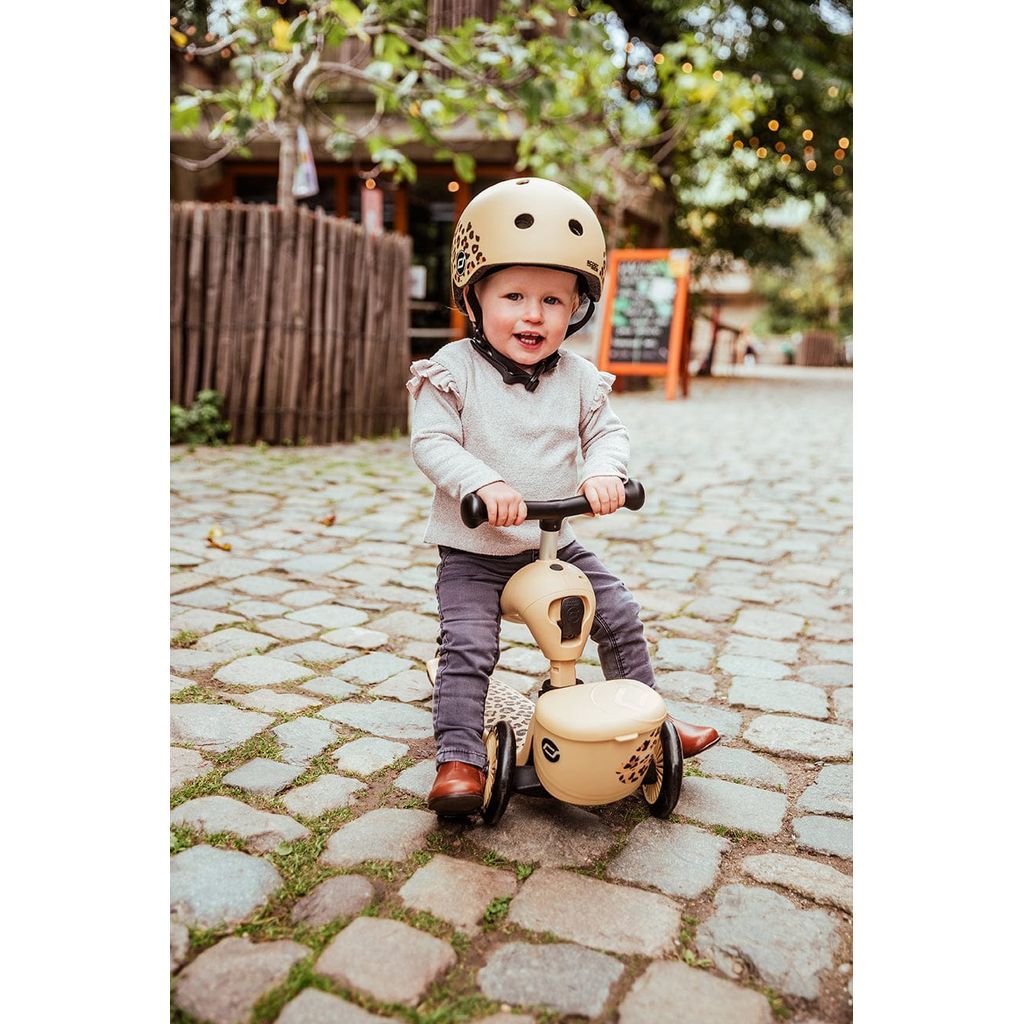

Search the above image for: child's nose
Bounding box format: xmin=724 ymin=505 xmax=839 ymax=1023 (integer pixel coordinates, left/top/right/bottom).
xmin=522 ymin=300 xmax=543 ymax=322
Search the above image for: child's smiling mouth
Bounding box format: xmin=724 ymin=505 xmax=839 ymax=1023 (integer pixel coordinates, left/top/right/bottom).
xmin=513 ymin=331 xmax=545 ymax=349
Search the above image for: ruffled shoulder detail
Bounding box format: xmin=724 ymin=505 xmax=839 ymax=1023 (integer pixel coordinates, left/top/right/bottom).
xmin=406 ymin=359 xmax=462 ymax=403
xmin=585 ymin=369 xmax=616 ymax=417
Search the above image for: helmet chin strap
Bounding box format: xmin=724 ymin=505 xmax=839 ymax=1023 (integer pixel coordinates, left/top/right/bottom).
xmin=466 ymin=288 xmax=560 ymax=392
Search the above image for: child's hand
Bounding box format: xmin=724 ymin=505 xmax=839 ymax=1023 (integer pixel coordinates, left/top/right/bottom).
xmin=475 ymin=481 xmax=528 ymax=527
xmin=579 ymin=476 xmax=626 ymax=517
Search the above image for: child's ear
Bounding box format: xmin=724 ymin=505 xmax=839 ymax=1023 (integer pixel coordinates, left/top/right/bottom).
xmin=462 ymin=286 xmax=476 ymax=323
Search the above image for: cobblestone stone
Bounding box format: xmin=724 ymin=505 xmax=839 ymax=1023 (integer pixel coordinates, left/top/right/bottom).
xmin=394 ymin=759 xmax=437 ymax=798
xmin=170 ymin=704 xmax=274 ymax=753
xmin=467 ymin=799 xmax=615 ymax=867
xmin=332 ymin=651 xmax=415 ymax=683
xmin=725 ymin=635 xmax=800 ymax=664
xmin=833 ymin=687 xmax=853 ymax=722
xmin=273 ymin=717 xmax=339 ymax=765
xmin=320 ymin=626 xmax=389 ymax=649
xmin=332 ymin=737 xmax=409 ymax=775
xmin=745 ymin=714 xmax=853 ymax=761
xmin=696 ymin=884 xmax=839 ymax=999
xmin=267 ymin=640 xmax=357 ymax=665
xmin=222 ymin=758 xmax=304 ymax=795
xmin=171 ymin=795 xmax=309 ymax=851
xmin=399 ymin=854 xmax=517 ymax=934
xmin=320 ymin=808 xmax=435 ymax=867
xmin=656 ymin=670 xmax=717 ymax=700
xmin=683 ymin=596 xmax=740 ymax=621
xmin=742 ymin=853 xmax=852 ymax=912
xmin=316 ymin=917 xmax=455 ymax=1005
xmin=173 ymin=936 xmax=308 ymax=1024
xmin=299 ymin=676 xmax=360 ymax=700
xmin=728 ymin=677 xmax=829 ymax=718
xmin=286 ymin=605 xmax=369 ymax=629
xmin=171 ymin=747 xmax=210 ymax=790
xmin=367 ymin=669 xmax=433 ymax=702
xmin=694 ymin=746 xmax=788 ymax=789
xmin=175 ymin=585 xmax=237 ymax=609
xmin=799 ymin=663 xmax=853 ymax=687
xmin=716 ymin=654 xmax=789 ymax=679
xmin=618 ymin=962 xmax=773 ymax=1024
xmin=170 ymin=845 xmax=283 ymax=928
xmin=319 ymin=699 xmax=433 ymax=739
xmin=734 ymin=608 xmax=805 ymax=640
xmin=368 ymin=610 xmax=439 ymax=641
xmin=653 ymin=637 xmax=715 ymax=671
xmin=170 ymin=648 xmax=235 ymax=673
xmin=195 ymin=627 xmax=278 ymax=655
xmin=290 ymin=875 xmax=376 ymax=928
xmin=606 ymin=819 xmax=730 ymax=898
xmin=507 ymin=868 xmax=680 ymax=957
xmin=794 ymin=815 xmax=853 ymax=859
xmin=213 ymin=655 xmax=315 ymax=687
xmin=478 ymin=942 xmax=624 ymax=1019
xmin=220 ymin=688 xmax=321 ymax=714
xmin=675 ymin=777 xmax=787 ymax=835
xmin=256 ymin=618 xmax=320 ymax=641
xmin=282 ymin=775 xmax=366 ymax=818
xmin=664 ymin=699 xmax=743 ymax=738
xmin=797 ymin=764 xmax=852 ymax=817
xmin=276 ymin=989 xmax=393 ymax=1024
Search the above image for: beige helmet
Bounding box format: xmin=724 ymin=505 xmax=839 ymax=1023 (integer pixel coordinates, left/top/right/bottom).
xmin=451 ymin=177 xmax=607 ymax=337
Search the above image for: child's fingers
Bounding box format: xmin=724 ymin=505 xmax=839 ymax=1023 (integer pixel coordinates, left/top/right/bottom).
xmin=583 ymin=482 xmax=603 ymax=515
xmin=515 ymin=500 xmax=527 ymax=526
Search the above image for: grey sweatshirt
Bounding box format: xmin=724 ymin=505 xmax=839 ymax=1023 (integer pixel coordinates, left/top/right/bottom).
xmin=407 ymin=339 xmax=630 ymax=555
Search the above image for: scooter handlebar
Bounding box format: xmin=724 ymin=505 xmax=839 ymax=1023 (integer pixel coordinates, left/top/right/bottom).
xmin=460 ymin=478 xmax=645 ymax=530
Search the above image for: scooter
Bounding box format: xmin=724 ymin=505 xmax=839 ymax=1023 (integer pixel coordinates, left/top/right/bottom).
xmin=425 ymin=479 xmax=683 ymax=826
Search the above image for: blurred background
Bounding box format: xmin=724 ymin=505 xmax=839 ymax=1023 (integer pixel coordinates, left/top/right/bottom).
xmin=170 ymin=0 xmax=852 ymax=443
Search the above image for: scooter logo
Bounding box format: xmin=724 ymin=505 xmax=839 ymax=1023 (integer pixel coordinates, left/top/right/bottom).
xmin=541 ymin=737 xmax=560 ymax=763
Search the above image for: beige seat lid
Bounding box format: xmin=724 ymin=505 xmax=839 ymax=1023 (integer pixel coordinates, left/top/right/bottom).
xmin=534 ymin=680 xmax=665 ymax=742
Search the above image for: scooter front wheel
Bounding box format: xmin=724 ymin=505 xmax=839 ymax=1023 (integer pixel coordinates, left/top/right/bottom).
xmin=640 ymin=720 xmax=683 ymax=819
xmin=481 ymin=720 xmax=516 ymax=825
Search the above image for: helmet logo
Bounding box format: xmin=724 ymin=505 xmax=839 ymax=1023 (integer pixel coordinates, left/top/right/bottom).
xmin=587 ymin=259 xmax=599 ymax=272
xmin=455 ymin=251 xmax=468 ymax=276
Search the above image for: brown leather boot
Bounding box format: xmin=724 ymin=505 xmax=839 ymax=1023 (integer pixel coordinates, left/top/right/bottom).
xmin=672 ymin=719 xmax=721 ymax=758
xmin=427 ymin=760 xmax=486 ymax=816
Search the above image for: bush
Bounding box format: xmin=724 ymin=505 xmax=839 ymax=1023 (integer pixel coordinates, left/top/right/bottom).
xmin=171 ymin=389 xmax=231 ymax=445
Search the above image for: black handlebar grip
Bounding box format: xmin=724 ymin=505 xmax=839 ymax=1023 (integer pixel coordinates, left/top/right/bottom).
xmin=460 ymin=492 xmax=491 ymax=529
xmin=460 ymin=479 xmax=645 ymax=529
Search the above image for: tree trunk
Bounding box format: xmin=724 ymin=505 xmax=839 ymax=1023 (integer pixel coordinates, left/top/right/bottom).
xmin=276 ymin=92 xmax=304 ymax=210
xmin=277 ymin=123 xmax=297 ymax=209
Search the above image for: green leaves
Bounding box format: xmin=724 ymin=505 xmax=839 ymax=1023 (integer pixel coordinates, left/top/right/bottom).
xmin=170 ymin=95 xmax=202 ymax=134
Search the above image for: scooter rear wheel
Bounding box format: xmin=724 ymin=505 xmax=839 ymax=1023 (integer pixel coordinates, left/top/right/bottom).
xmin=640 ymin=720 xmax=683 ymax=818
xmin=481 ymin=720 xmax=515 ymax=825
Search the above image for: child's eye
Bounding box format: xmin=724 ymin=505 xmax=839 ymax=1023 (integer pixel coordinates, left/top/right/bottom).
xmin=504 ymin=292 xmax=522 ymax=301
xmin=544 ymin=296 xmax=562 ymax=305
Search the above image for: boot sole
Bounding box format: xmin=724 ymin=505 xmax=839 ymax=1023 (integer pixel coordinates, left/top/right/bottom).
xmin=427 ymin=792 xmax=483 ymax=816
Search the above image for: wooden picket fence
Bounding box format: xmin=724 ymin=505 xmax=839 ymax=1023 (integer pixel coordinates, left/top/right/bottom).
xmin=170 ymin=202 xmax=411 ymax=444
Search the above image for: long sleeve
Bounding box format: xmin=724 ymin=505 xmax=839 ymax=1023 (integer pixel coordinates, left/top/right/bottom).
xmin=409 ymin=371 xmax=504 ymax=501
xmin=579 ymin=371 xmax=630 ymax=484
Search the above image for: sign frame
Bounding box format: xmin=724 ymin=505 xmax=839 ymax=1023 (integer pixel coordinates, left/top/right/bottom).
xmin=596 ymin=248 xmax=692 ymax=399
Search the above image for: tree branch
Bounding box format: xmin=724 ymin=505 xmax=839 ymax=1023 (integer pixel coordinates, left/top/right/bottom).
xmin=180 ymin=29 xmax=251 ymax=57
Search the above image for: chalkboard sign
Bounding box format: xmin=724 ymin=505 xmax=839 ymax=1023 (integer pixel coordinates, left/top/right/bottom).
xmin=597 ymin=249 xmax=692 ymax=399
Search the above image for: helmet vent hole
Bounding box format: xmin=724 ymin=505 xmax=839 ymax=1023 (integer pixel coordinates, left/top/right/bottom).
xmin=514 ymin=213 xmax=535 ymax=229
xmin=568 ymin=219 xmax=584 ymax=236
xmin=516 ymin=179 xmax=530 ymax=185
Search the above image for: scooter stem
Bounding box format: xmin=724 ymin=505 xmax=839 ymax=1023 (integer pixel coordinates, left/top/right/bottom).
xmin=538 ymin=529 xmax=558 ymax=561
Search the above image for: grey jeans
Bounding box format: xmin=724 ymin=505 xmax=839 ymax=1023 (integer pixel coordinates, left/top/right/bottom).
xmin=433 ymin=540 xmax=656 ymax=769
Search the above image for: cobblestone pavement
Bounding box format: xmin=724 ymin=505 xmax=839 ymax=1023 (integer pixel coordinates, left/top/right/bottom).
xmin=170 ymin=372 xmax=852 ymax=1024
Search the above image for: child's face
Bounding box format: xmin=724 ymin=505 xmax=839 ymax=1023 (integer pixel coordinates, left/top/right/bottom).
xmin=466 ymin=266 xmax=580 ymax=367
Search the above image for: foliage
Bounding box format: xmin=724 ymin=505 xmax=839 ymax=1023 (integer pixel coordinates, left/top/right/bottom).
xmin=611 ymin=1 xmax=852 ymax=265
xmin=171 ymin=389 xmax=232 ymax=445
xmin=170 ymin=1 xmax=850 ymax=269
xmin=752 ymin=215 xmax=851 ymax=335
